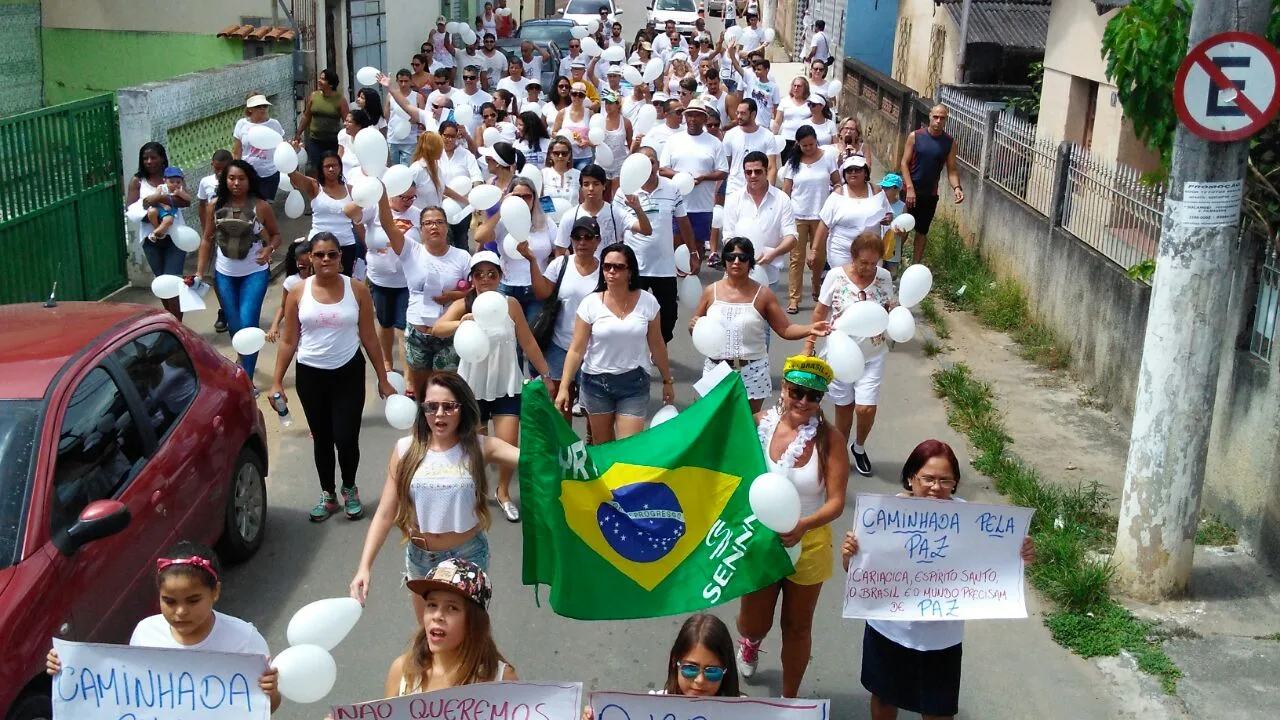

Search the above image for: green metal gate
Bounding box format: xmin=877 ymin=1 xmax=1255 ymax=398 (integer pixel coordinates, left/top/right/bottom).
xmin=0 ymin=95 xmax=127 ymax=305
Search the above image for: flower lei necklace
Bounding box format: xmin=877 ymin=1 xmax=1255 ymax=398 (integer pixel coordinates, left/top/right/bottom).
xmin=758 ymin=407 xmax=818 ymax=470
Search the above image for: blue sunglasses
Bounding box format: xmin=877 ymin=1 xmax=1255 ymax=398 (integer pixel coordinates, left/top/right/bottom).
xmin=676 ymin=662 xmax=726 ymax=682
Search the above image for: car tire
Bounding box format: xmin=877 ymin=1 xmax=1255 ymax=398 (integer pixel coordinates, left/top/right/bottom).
xmin=6 ymin=689 xmax=51 ymax=720
xmin=218 ymin=447 xmax=266 ymax=563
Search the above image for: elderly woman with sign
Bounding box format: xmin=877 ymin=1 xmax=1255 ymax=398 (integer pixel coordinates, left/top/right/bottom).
xmin=842 ymin=439 xmax=1036 ymax=720
xmin=734 ymin=356 xmax=848 ymax=698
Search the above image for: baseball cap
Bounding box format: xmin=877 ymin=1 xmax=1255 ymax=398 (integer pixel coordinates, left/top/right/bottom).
xmin=807 ymin=93 xmax=827 ymax=105
xmin=163 ymin=166 xmax=184 ymax=178
xmin=436 ymin=15 xmax=446 ymax=23
xmin=600 ymin=89 xmax=621 ymax=104
xmin=782 ymin=355 xmax=833 ymax=393
xmin=527 ymin=78 xmax=542 ymax=88
xmin=571 ymin=216 xmax=601 ymax=238
xmin=469 ymin=250 xmax=503 ymax=272
xmin=840 ymin=154 xmax=869 ymax=172
xmin=245 ymin=94 xmax=272 ymax=108
xmin=879 ymin=173 xmax=904 ymax=189
xmin=405 ymin=558 xmax=493 ymax=611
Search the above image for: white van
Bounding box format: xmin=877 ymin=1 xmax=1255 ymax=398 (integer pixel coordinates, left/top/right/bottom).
xmin=647 ymin=0 xmax=699 ymax=37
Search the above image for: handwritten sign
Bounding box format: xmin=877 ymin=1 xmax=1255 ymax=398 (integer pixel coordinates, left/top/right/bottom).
xmin=842 ymin=494 xmax=1033 ymax=621
xmin=52 ymin=638 xmax=269 ymax=720
xmin=330 ymin=681 xmax=583 ymax=720
xmin=591 ymin=692 xmax=829 ymax=720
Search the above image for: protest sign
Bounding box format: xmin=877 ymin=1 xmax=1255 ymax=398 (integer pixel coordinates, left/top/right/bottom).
xmin=842 ymin=493 xmax=1034 ymax=621
xmin=590 ymin=692 xmax=829 ymax=720
xmin=330 ymin=681 xmax=582 ymax=720
xmin=51 ymin=638 xmax=269 ymax=720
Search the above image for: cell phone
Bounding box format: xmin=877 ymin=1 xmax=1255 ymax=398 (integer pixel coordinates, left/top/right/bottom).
xmin=539 ymin=196 xmax=555 ymax=214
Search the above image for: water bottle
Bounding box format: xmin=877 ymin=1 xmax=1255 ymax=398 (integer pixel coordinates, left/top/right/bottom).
xmin=270 ymin=393 xmax=293 ymax=427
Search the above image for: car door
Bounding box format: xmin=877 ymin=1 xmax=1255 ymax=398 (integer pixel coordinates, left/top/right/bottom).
xmin=48 ymin=361 xmax=171 ymax=643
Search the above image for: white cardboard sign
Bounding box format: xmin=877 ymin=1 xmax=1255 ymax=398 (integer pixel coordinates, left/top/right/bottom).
xmin=330 ymin=681 xmax=583 ymax=720
xmin=591 ymin=692 xmax=830 ymax=720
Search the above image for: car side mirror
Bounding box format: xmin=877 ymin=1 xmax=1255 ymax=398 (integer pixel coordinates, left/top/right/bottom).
xmin=53 ymin=499 xmax=131 ymax=555
xmin=615 ymin=8 xmax=624 ymax=14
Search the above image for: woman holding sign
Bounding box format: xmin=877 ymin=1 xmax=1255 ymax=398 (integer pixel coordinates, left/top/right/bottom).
xmin=734 ymin=356 xmax=848 ymax=698
xmin=841 ymin=439 xmax=1035 ymax=720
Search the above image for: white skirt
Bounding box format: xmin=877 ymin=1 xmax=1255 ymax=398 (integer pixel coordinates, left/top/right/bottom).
xmin=702 ymin=356 xmax=772 ymax=400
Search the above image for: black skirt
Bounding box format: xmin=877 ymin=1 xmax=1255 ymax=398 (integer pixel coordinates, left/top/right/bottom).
xmin=860 ymin=624 xmax=962 ymax=716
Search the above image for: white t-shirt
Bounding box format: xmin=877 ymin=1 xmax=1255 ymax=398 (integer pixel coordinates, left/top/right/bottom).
xmin=818 ymin=190 xmax=894 ymax=268
xmin=130 ymin=611 xmax=269 ymax=655
xmin=819 ymin=265 xmax=896 ymax=356
xmin=522 ymin=55 xmax=543 ymax=79
xmin=543 ymin=254 xmax=600 ymax=349
xmin=639 ymin=122 xmax=680 ymax=158
xmin=481 ymin=50 xmax=509 ymax=82
xmin=721 ymin=186 xmax=797 ymax=269
xmin=400 ymin=240 xmax=472 ymax=326
xmin=498 ymin=76 xmax=531 ymax=99
xmin=659 ymin=132 xmax=727 ymax=213
xmin=542 ymin=166 xmax=581 ymax=206
xmin=722 ymin=124 xmax=778 ymax=197
xmin=410 ymin=161 xmax=446 ymax=208
xmin=808 ymin=31 xmax=830 ymax=61
xmin=747 ymin=77 xmax=782 ymax=124
xmin=233 ymin=118 xmax=286 ymax=179
xmin=625 ymin=178 xmax=687 ymax=277
xmin=441 ymin=147 xmax=484 ymax=189
xmin=779 ymin=153 xmax=838 ymax=219
xmin=364 ymin=207 xmax=416 ymax=288
xmin=810 ymin=119 xmax=837 ymax=146
xmin=500 ymin=223 xmax=556 ymax=286
xmin=777 ymin=98 xmax=811 ymax=141
xmin=196 ymin=174 xmax=219 ymax=204
xmin=555 ymin=201 xmax=638 ymax=252
xmin=577 ymin=290 xmax=660 ymax=375
xmin=337 ymin=130 xmax=361 ymax=177
xmin=738 ymin=26 xmax=764 ymax=53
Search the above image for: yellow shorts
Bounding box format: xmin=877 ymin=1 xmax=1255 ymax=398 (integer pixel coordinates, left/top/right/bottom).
xmin=788 ymin=524 xmax=834 ymax=586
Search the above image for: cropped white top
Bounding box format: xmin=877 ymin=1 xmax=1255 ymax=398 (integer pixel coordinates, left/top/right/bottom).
xmin=395 ymin=437 xmax=480 ymax=534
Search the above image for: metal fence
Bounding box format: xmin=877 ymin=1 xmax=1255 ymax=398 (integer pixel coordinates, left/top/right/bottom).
xmin=1062 ymin=144 xmax=1165 ymax=271
xmin=989 ymin=111 xmax=1058 ymax=216
xmin=1251 ymin=240 xmax=1280 ymax=362
xmin=938 ymin=86 xmax=984 ymax=169
xmin=0 ymin=95 xmax=126 ymax=305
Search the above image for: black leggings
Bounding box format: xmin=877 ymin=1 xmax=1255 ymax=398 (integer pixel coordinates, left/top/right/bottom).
xmin=295 ymin=351 xmax=366 ymax=494
xmin=638 ymin=275 xmax=678 ymax=344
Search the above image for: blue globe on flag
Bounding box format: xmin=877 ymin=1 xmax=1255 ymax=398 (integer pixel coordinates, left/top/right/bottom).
xmin=597 ymin=482 xmax=687 ymax=562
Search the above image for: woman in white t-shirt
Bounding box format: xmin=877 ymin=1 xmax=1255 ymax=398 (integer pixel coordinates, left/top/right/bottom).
xmin=364 ymin=186 xmax=416 ymax=374
xmin=771 ymin=77 xmax=812 ymax=165
xmin=528 ymin=215 xmax=601 ymax=421
xmin=337 ymin=108 xmax=379 ymax=178
xmin=541 ymin=137 xmax=581 ymax=207
xmin=232 ymin=94 xmax=286 ymax=200
xmin=556 ymin=242 xmax=674 ymax=443
xmin=809 ymin=154 xmax=893 ymax=273
xmin=46 ymin=541 xmax=281 ymax=712
xmin=779 ymin=125 xmax=839 ymax=313
xmin=804 ymin=94 xmax=837 ymax=146
xmin=438 ymin=121 xmax=484 ymax=249
xmin=842 ymin=440 xmax=1035 ymax=720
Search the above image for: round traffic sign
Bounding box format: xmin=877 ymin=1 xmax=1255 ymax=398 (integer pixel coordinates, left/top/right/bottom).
xmin=1174 ymin=31 xmax=1280 ymax=142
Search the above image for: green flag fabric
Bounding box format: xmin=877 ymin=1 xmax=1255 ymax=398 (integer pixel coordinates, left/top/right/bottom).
xmin=519 ymin=375 xmax=795 ymax=620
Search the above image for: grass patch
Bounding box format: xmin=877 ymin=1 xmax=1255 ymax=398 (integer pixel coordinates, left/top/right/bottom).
xmin=1195 ymin=513 xmax=1239 ymax=546
xmin=932 ymin=361 xmax=1179 ymax=693
xmin=1258 ymin=632 xmax=1280 ymax=641
xmin=923 ymin=339 xmax=944 ymax=357
xmin=1013 ymin=322 xmax=1072 ymax=370
xmin=919 ymin=297 xmax=950 ymax=338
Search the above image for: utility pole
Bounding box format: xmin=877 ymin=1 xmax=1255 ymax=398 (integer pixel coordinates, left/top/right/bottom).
xmin=1112 ymin=0 xmax=1276 ymax=602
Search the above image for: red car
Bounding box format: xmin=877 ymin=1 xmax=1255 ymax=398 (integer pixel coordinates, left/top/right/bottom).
xmin=0 ymin=302 xmax=269 ymax=720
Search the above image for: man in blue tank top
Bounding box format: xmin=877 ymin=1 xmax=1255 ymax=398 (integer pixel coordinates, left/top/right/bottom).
xmin=900 ymin=105 xmax=964 ymax=264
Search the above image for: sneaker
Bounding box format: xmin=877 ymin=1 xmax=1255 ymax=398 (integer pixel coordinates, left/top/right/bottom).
xmin=736 ymin=637 xmax=762 ymax=679
xmin=215 ymin=310 xmax=228 ymax=333
xmin=852 ymin=446 xmax=873 ymax=477
xmin=499 ymin=498 xmax=520 ymax=522
xmin=707 ymin=252 xmax=724 ymax=270
xmin=310 ymin=492 xmax=340 ymax=522
xmin=342 ymin=486 xmax=364 ymax=519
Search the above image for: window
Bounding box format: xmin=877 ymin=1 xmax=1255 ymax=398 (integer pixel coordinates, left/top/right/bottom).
xmin=0 ymin=400 xmax=40 ymax=570
xmin=113 ymin=331 xmax=198 ymax=441
xmin=565 ymin=0 xmax=611 ymax=14
xmin=655 ymin=0 xmax=696 ymax=11
xmin=51 ymin=368 xmax=146 ymax=537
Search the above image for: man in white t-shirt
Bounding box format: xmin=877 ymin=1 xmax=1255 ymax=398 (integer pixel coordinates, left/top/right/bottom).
xmin=722 ymin=150 xmax=797 ymax=283
xmin=427 ymin=68 xmax=466 ymax=109
xmin=722 ymin=98 xmax=779 ymax=196
xmin=804 ymin=19 xmax=832 ymax=65
xmin=738 ymin=12 xmax=764 ymax=53
xmin=496 ymin=61 xmax=531 ymax=99
xmin=626 ymin=146 xmax=698 ymax=343
xmin=652 ymin=20 xmax=690 ymax=62
xmin=746 ymin=58 xmax=781 ymax=123
xmin=456 ymin=66 xmax=494 ymax=135
xmin=520 ymin=41 xmax=551 ymax=80
xmin=555 ymin=164 xmax=650 ymax=251
xmin=559 ymin=38 xmax=585 ymax=76
xmin=658 ymin=99 xmax=728 ymax=256
xmin=479 ymin=33 xmax=508 ymax=90
xmin=639 ymin=97 xmax=685 ymax=156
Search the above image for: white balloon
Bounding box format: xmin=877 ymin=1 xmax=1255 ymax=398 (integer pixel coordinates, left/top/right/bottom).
xmin=445 ymin=21 xmax=460 ymax=34
xmin=571 ymin=25 xmax=589 ymax=39
xmin=724 ymin=26 xmax=742 ymax=44
xmin=588 ymin=126 xmax=606 ymax=145
xmin=642 ymin=57 xmax=664 ymax=83
xmin=356 ymin=66 xmax=380 ymax=87
xmin=650 ymin=404 xmax=679 ymax=428
xmin=273 ymin=142 xmax=299 ymax=174
xmin=126 ymin=203 xmax=146 ymax=222
xmin=763 ymin=28 xmax=776 ymax=45
xmin=386 ymin=371 xmax=407 ymax=395
xmin=550 ymin=197 xmax=570 ymax=222
xmin=231 ymin=327 xmax=267 ymax=355
xmin=898 ymin=264 xmax=934 ymax=308
xmin=286 ymin=597 xmax=363 ymax=651
xmin=455 ymin=104 xmax=475 ymax=126
xmin=448 ymin=175 xmax=473 ymax=196
xmin=773 ymin=133 xmax=787 ymax=154
xmin=296 ymin=146 xmax=309 ymax=169
xmin=589 ymin=113 xmax=606 ymax=130
xmin=886 ymin=305 xmax=917 ymax=343
xmin=836 ymin=300 xmax=890 ymax=338
xmin=454 ymin=320 xmax=492 ymax=362
xmin=827 ymin=79 xmax=842 ymax=99
xmin=272 ymin=644 xmax=337 ymax=704
xmin=503 ymin=235 xmax=522 ymax=259
xmin=518 ymin=163 xmax=543 ymax=194
xmin=351 ymin=176 xmax=385 ymax=208
xmin=711 ymin=205 xmax=724 ymax=228
xmin=586 ymin=18 xmax=600 ymax=33
xmin=581 ymin=37 xmax=602 ymax=57
xmin=825 ymin=332 xmax=866 ymax=383
xmin=285 ymin=189 xmax=305 ymax=218
xmin=892 ymin=213 xmax=916 ymax=233
xmin=171 ymin=225 xmax=200 ymax=252
xmin=384 ymin=394 xmax=418 ymax=430
xmin=353 ymin=127 xmax=389 ymax=173
xmin=672 ymin=172 xmax=695 ymax=195
xmin=461 ymin=27 xmax=478 ymax=45
xmin=473 ymin=291 xmax=509 ymax=329
xmin=619 ymin=153 xmax=650 ymax=195
xmin=749 ymin=264 xmax=770 ymax=286
xmin=278 ymin=172 xmax=293 ymax=193
xmin=593 ymin=144 xmax=614 ymax=168
xmin=390 ymin=121 xmax=411 ymax=142
xmin=499 ymin=195 xmax=532 ymax=241
xmin=483 ymin=126 xmax=502 ymax=147
xmin=748 ymin=472 xmax=801 ymax=534
xmin=347 ymin=166 xmax=367 ymax=184
xmin=381 ymin=164 xmax=414 ymax=196
xmin=469 ymin=184 xmax=501 ymax=210
xmin=674 ymin=244 xmax=692 ymax=274
xmin=622 ymin=65 xmax=644 ymax=87
xmin=691 ymin=316 xmax=727 ymax=358
xmin=150 ymin=274 xmax=183 ymax=300
xmin=246 ymin=124 xmax=284 ymax=150
xmin=442 ymin=198 xmax=470 ymax=224
xmin=678 ymin=274 xmax=703 ymax=310
xmin=602 ymin=46 xmax=625 ymax=62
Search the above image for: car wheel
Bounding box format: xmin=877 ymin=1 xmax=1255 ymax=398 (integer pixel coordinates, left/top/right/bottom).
xmin=218 ymin=447 xmax=266 ymax=563
xmin=6 ymin=689 xmax=51 ymax=720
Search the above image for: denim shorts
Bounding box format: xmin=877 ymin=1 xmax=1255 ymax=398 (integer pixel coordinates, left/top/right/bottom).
xmin=142 ymin=235 xmax=187 ymax=277
xmin=369 ymin=281 xmax=409 ymax=330
xmin=580 ymin=367 xmax=649 ymax=417
xmin=405 ymin=325 xmax=460 ymax=372
xmin=478 ymin=394 xmax=521 ymax=423
xmin=544 ymin=343 xmax=569 ymax=381
xmin=404 ymin=531 xmax=490 ymax=581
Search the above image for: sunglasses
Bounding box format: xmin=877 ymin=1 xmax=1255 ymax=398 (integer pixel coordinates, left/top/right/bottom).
xmin=312 ymin=250 xmax=341 ymax=260
xmin=464 ymin=75 xmax=479 ymax=81
xmin=442 ymin=132 xmax=459 ymax=139
xmin=724 ymin=252 xmax=751 ymax=264
xmin=511 ymin=193 xmax=535 ymax=201
xmin=602 ymin=262 xmax=628 ymax=273
xmin=424 ymin=400 xmax=462 ymax=415
xmin=571 ymin=233 xmax=597 ymax=242
xmin=572 ymin=92 xmax=587 ymax=98
xmin=675 ymin=662 xmax=726 ymax=682
xmin=473 ymin=269 xmax=500 ymax=279
xmin=551 ymin=150 xmax=570 ymax=156
xmin=786 ymin=385 xmax=824 ymax=403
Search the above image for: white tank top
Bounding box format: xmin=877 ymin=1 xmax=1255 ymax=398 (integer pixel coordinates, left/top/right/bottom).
xmin=398 ymin=660 xmax=507 ymax=695
xmin=297 ymin=276 xmax=361 ymax=369
xmin=309 ymin=188 xmax=358 ymax=246
xmin=456 ymin=312 xmax=522 ymax=400
xmin=763 ymin=421 xmax=823 ymax=517
xmin=706 ymin=284 xmax=768 ymax=361
xmin=600 ymin=118 xmax=628 ymax=172
xmin=562 ymin=108 xmax=593 ymax=160
xmin=395 ymin=438 xmax=479 ymax=534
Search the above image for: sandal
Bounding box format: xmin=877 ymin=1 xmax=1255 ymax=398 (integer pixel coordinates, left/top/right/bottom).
xmin=786 ymin=305 xmax=799 ymax=315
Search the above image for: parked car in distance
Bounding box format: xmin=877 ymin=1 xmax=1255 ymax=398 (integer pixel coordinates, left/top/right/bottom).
xmin=0 ymin=302 xmax=269 ymax=720
xmin=560 ymin=0 xmax=623 ymax=27
xmin=516 ymin=17 xmax=577 ymax=53
xmin=494 ymin=37 xmax=564 ymax=96
xmin=648 ymin=0 xmax=699 ymax=37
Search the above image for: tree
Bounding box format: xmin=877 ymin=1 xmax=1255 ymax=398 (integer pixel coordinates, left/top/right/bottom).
xmin=1102 ymin=0 xmax=1280 ymax=239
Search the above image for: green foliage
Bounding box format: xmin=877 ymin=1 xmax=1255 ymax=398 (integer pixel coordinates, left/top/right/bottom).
xmin=1046 ymin=602 xmax=1182 ymax=694
xmin=1004 ymin=61 xmax=1044 ymax=120
xmin=977 ymin=277 xmax=1029 ymax=331
xmin=919 ymin=297 xmax=951 ymax=338
xmin=922 ymin=339 xmax=944 ymax=357
xmin=1195 ymin=513 xmax=1239 ymax=546
xmin=1126 ymin=258 xmax=1156 ymax=283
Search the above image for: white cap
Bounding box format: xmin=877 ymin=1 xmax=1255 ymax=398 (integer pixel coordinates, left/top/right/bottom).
xmin=470 ymin=250 xmax=502 ymax=270
xmin=246 ymin=94 xmax=272 ymax=108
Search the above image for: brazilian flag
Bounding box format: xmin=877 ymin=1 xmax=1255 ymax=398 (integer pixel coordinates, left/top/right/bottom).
xmin=519 ymin=375 xmax=794 ymax=620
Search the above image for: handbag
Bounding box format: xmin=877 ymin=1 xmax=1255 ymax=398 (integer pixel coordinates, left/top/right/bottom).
xmin=530 ymin=257 xmax=569 ymax=350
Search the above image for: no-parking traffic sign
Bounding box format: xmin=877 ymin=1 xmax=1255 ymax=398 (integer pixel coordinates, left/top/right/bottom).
xmin=1174 ymin=31 xmax=1280 ymax=142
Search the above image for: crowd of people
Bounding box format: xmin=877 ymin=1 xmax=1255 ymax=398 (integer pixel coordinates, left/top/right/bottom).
xmin=117 ymin=4 xmax=981 ymax=719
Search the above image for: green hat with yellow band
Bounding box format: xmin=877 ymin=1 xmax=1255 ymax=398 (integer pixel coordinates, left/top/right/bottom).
xmin=782 ymin=355 xmax=834 ymax=393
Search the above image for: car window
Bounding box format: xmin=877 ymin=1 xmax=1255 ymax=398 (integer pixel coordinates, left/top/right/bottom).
xmin=655 ymin=0 xmax=696 ymax=10
xmin=565 ymin=0 xmax=610 ymax=14
xmin=0 ymin=400 xmax=40 ymax=570
xmin=50 ymin=368 xmax=146 ymax=538
xmin=113 ymin=331 xmax=198 ymax=442
xmin=519 ymin=25 xmax=573 ymax=47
